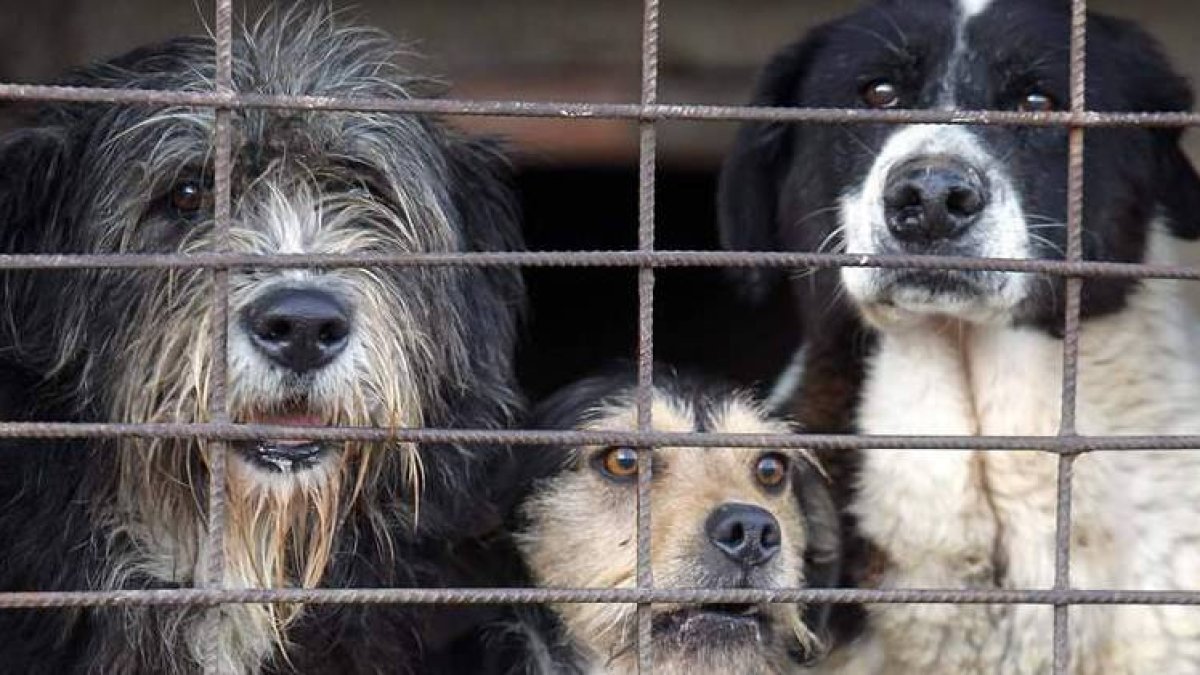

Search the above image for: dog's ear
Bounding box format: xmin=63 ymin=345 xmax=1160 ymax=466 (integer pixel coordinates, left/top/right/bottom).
xmin=1156 ymin=141 xmax=1200 ymax=241
xmin=0 ymin=127 xmax=69 ymax=252
xmin=442 ymin=133 xmax=527 ymax=402
xmin=1134 ymin=41 xmax=1200 ymax=241
xmin=717 ymin=36 xmax=821 ymax=302
xmin=1091 ymin=14 xmax=1200 ymax=240
xmin=446 ymin=135 xmax=525 ymax=256
xmin=790 ymin=451 xmax=841 ymax=663
xmin=0 ymin=127 xmax=72 ymax=354
xmin=491 ymin=372 xmax=640 ymax=526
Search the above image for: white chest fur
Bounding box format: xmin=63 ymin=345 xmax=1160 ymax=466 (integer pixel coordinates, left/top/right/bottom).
xmin=824 ymin=272 xmax=1200 ymax=674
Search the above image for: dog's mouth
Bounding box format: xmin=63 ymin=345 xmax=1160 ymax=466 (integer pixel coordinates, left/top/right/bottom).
xmin=652 ymin=603 xmax=767 ymax=647
xmin=882 ymin=269 xmax=989 ymax=299
xmin=234 ymin=412 xmax=333 ymax=473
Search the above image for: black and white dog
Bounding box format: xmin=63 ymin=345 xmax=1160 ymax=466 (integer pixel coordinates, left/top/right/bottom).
xmin=0 ymin=7 xmax=525 ymax=674
xmin=720 ymin=0 xmax=1200 ymax=672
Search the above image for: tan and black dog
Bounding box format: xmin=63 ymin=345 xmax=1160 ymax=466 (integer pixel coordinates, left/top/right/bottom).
xmin=504 ymin=370 xmax=840 ymax=675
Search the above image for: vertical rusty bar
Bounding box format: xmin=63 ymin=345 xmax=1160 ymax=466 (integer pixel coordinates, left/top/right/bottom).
xmin=635 ymin=0 xmax=661 ymax=672
xmin=201 ymin=0 xmax=234 ymax=672
xmin=1053 ymin=0 xmax=1087 ymax=672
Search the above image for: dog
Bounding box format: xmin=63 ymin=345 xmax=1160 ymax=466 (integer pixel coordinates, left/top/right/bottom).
xmin=719 ymin=0 xmax=1200 ymax=672
xmin=0 ymin=7 xmax=526 ymax=674
xmin=495 ymin=370 xmax=840 ymax=675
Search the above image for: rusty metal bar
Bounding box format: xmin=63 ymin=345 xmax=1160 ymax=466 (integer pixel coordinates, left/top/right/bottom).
xmin=0 ymin=250 xmax=1196 ymax=278
xmin=634 ymin=0 xmax=661 ymax=671
xmin=1051 ymin=0 xmax=1089 ymax=671
xmin=2 ymin=587 xmax=1200 ymax=609
xmin=0 ymin=2 xmax=1194 ymax=671
xmin=6 ymin=83 xmax=1200 ymax=128
xmin=198 ymin=0 xmax=234 ymax=672
xmin=0 ymin=422 xmax=1197 ymax=452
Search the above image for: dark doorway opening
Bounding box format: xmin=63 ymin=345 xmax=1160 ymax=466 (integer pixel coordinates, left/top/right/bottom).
xmin=515 ymin=165 xmax=800 ymax=402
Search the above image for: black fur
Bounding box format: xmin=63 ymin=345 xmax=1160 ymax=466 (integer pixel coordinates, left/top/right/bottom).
xmin=717 ymin=0 xmax=1200 ymax=650
xmin=721 ymin=1 xmax=1200 ymax=323
xmin=503 ymin=367 xmax=841 ymax=671
xmin=0 ymin=14 xmax=528 ymax=675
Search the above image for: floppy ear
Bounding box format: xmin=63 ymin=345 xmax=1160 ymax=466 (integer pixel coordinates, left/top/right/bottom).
xmin=0 ymin=127 xmax=69 ymax=253
xmin=491 ymin=371 xmax=639 ymax=526
xmin=0 ymin=127 xmax=72 ymax=356
xmin=1156 ymin=144 xmax=1200 ymax=240
xmin=1138 ymin=49 xmax=1200 ymax=241
xmin=717 ymin=36 xmax=822 ymax=302
xmin=441 ymin=133 xmax=527 ymax=407
xmin=1091 ymin=14 xmax=1200 ymax=240
xmin=790 ymin=452 xmax=841 ymax=663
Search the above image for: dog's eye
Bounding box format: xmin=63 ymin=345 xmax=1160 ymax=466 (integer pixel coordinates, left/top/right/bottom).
xmin=169 ymin=179 xmax=212 ymax=216
xmin=595 ymin=447 xmax=639 ymax=481
xmin=862 ymin=79 xmax=900 ymax=108
xmin=754 ymin=453 xmax=788 ymax=489
xmin=1019 ymin=91 xmax=1056 ymax=113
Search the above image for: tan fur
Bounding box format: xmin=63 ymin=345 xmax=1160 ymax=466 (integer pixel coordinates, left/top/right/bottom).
xmin=519 ymin=390 xmax=819 ymax=675
xmin=98 ymin=159 xmax=441 ymax=674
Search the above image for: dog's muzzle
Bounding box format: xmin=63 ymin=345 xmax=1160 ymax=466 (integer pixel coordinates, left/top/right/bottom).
xmin=235 ymin=286 xmax=355 ymax=472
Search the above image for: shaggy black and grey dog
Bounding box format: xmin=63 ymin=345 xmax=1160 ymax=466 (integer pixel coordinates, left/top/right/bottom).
xmin=491 ymin=370 xmax=840 ymax=675
xmin=0 ymin=8 xmax=525 ymax=674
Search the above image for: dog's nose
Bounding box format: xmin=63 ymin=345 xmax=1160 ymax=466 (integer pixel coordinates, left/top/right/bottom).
xmin=883 ymin=157 xmax=987 ymax=245
xmin=705 ymin=503 xmax=781 ymax=567
xmin=243 ymin=288 xmax=351 ymax=373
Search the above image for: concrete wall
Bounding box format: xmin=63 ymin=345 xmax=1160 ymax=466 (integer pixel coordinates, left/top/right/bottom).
xmin=2 ymin=0 xmax=1198 ymax=165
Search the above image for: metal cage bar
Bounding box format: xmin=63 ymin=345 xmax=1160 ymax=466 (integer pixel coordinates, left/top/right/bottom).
xmin=0 ymin=0 xmax=1197 ymax=673
xmin=6 ymin=83 xmax=1200 ymax=128
xmin=0 ymin=249 xmax=1199 ymax=277
xmin=1051 ymin=0 xmax=1090 ymax=671
xmin=0 ymin=424 xmax=1198 ymax=451
xmin=634 ymin=0 xmax=661 ymax=672
xmin=3 ymin=586 xmax=1200 ymax=609
xmin=199 ymin=0 xmax=235 ymax=672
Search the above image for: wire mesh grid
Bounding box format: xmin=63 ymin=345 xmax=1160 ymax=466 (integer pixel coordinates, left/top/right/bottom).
xmin=0 ymin=0 xmax=1197 ymax=673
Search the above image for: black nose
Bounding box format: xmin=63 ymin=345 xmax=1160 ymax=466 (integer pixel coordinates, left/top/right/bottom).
xmin=242 ymin=288 xmax=351 ymax=373
xmin=883 ymin=157 xmax=988 ymax=245
xmin=705 ymin=503 xmax=781 ymax=567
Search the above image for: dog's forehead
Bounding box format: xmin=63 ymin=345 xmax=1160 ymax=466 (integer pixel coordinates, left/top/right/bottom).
xmin=957 ymin=0 xmax=993 ymax=19
xmin=583 ymin=388 xmax=783 ymax=434
xmin=235 ymin=111 xmax=367 ymax=167
xmin=799 ymin=0 xmax=1080 ymax=114
xmin=959 ymin=1 xmax=1070 ymax=58
xmin=825 ymin=0 xmax=1067 ymax=67
xmin=580 ymin=389 xmax=805 ymax=466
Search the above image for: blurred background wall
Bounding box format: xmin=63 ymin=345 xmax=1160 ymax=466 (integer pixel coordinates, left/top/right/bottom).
xmin=2 ymin=0 xmax=1197 ymax=166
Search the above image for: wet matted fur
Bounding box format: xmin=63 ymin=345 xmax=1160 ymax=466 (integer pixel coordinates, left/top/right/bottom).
xmin=0 ymin=7 xmax=526 ymax=674
xmin=497 ymin=370 xmax=840 ymax=675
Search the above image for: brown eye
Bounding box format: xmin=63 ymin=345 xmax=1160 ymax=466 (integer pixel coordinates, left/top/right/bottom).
xmin=170 ymin=179 xmax=210 ymax=215
xmin=755 ymin=453 xmax=788 ymax=489
xmin=1019 ymin=91 xmax=1056 ymax=113
xmin=595 ymin=447 xmax=639 ymax=481
xmin=862 ymin=79 xmax=900 ymax=108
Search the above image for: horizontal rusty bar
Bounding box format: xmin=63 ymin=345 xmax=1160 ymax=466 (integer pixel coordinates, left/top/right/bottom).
xmin=2 ymin=83 xmax=1199 ymax=128
xmin=0 ymin=422 xmax=1196 ymax=453
xmin=0 ymin=251 xmax=1197 ymax=280
xmin=1 ymin=587 xmax=1199 ymax=609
